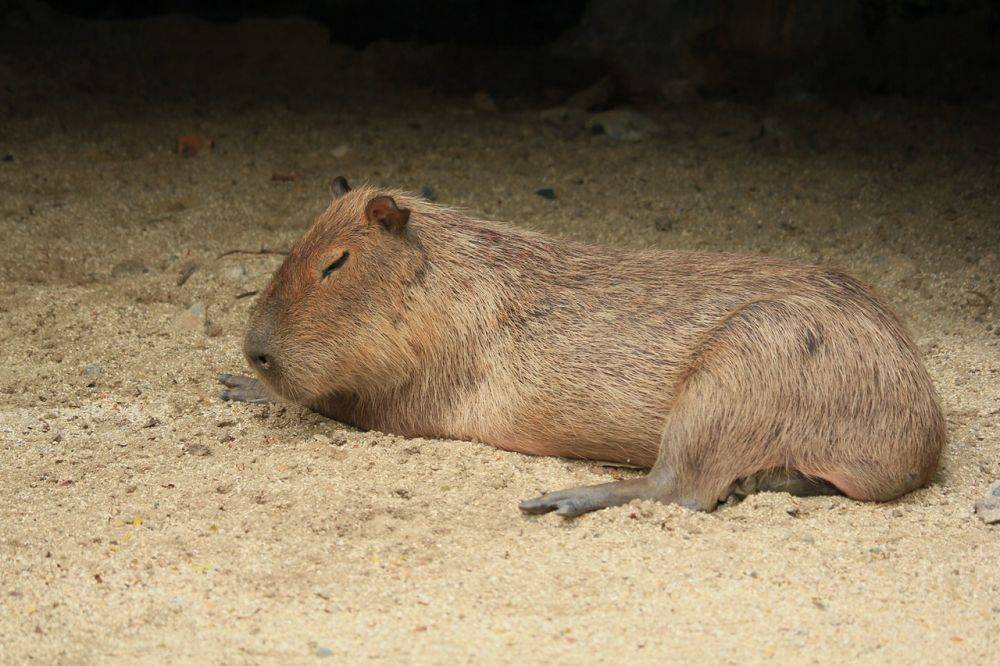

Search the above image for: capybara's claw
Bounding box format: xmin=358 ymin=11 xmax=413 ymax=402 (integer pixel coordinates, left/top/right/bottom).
xmin=219 ymin=388 xmax=271 ymax=404
xmin=520 ymin=478 xmax=663 ymax=518
xmin=218 ymin=373 xmax=271 ymax=404
xmin=218 ymin=373 xmax=256 ymax=389
xmin=519 ymin=492 xmax=587 ymax=518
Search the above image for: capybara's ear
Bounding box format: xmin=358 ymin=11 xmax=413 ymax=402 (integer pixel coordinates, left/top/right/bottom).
xmin=331 ymin=176 xmax=351 ymax=198
xmin=365 ymin=196 xmax=410 ymax=234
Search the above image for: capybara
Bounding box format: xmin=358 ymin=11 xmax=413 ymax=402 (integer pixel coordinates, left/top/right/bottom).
xmin=220 ymin=176 xmax=946 ymax=517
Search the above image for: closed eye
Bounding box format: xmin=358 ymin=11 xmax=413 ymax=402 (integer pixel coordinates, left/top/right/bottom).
xmin=322 ymin=251 xmax=349 ymax=278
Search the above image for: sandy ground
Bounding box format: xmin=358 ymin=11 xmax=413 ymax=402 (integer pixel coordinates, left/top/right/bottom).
xmin=1 ymin=19 xmax=999 ymax=664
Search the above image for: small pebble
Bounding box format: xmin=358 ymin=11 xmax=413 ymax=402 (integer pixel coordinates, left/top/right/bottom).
xmin=83 ymin=365 xmax=101 ymax=387
xmin=535 ymin=188 xmax=556 ymax=200
xmin=331 ymin=144 xmax=350 ymax=158
xmin=316 ymin=646 xmax=333 ymax=658
xmin=182 ymin=442 xmax=211 ymax=457
xmin=172 ymin=303 xmax=207 ymax=334
xmin=176 ymin=261 xmax=199 ymax=287
xmin=419 ymin=185 xmax=435 ymax=201
xmin=974 ymin=481 xmax=1000 ymax=524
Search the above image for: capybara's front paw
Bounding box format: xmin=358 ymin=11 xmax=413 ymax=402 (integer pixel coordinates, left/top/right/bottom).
xmin=218 ymin=373 xmax=271 ymax=404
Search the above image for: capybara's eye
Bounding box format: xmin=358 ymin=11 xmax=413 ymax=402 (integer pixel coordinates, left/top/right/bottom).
xmin=322 ymin=251 xmax=349 ymax=278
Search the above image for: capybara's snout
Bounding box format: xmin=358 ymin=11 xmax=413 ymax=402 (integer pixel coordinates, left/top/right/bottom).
xmin=243 ymin=312 xmax=279 ymax=378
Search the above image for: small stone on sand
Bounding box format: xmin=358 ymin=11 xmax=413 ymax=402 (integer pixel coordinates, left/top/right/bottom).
xmin=973 ymin=481 xmax=1000 ymax=524
xmin=173 ymin=303 xmax=206 ymax=334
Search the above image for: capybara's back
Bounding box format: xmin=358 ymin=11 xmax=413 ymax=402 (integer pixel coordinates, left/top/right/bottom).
xmin=232 ymin=179 xmax=946 ymax=516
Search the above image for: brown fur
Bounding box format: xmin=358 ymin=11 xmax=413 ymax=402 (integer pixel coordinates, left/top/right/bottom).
xmin=243 ymin=182 xmax=946 ymax=513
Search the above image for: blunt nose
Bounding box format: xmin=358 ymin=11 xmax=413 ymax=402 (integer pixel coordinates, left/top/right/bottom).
xmin=244 ymin=329 xmax=277 ymax=374
xmin=248 ymin=349 xmax=273 ymax=372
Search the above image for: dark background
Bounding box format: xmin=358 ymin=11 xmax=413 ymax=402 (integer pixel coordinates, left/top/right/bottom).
xmin=2 ymin=0 xmax=998 ymax=108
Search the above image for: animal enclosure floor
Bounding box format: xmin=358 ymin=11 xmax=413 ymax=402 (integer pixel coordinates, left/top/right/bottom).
xmin=2 ymin=24 xmax=999 ymax=665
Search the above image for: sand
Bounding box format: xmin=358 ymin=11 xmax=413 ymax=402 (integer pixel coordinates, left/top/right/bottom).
xmin=1 ymin=18 xmax=999 ymax=664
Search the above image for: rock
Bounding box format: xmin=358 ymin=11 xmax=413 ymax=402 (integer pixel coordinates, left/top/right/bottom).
xmin=535 ymin=188 xmax=556 ymax=200
xmin=182 ymin=442 xmax=211 ymax=457
xmin=82 ymin=365 xmax=101 ymax=387
xmin=316 ymin=647 xmax=333 ymax=658
xmin=176 ymin=134 xmax=213 ymax=158
xmin=111 ymin=259 xmax=148 ymax=277
xmin=176 ymin=261 xmax=199 ymax=287
xmin=472 ymin=91 xmax=498 ymax=112
xmin=223 ymin=264 xmax=248 ymax=281
xmin=173 ymin=303 xmax=206 ymax=334
xmin=659 ymin=78 xmax=701 ymax=105
xmin=565 ymin=75 xmax=614 ymax=110
xmin=331 ymin=143 xmax=350 ymax=158
xmin=974 ymin=481 xmax=1000 ymax=525
xmin=419 ymin=185 xmax=435 ymax=201
xmin=586 ymin=109 xmax=660 ymax=142
xmin=206 ymin=321 xmax=224 ymax=338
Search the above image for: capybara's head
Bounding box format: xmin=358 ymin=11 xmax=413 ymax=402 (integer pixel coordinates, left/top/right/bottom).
xmin=244 ymin=177 xmax=425 ymax=403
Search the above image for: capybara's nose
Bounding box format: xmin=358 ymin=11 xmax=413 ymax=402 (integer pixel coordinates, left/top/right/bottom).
xmin=244 ymin=332 xmax=277 ymax=375
xmin=248 ymin=350 xmax=273 ymax=372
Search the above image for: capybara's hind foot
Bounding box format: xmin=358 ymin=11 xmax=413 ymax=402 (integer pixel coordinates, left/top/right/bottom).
xmin=218 ymin=373 xmax=271 ymax=404
xmin=729 ymin=469 xmax=842 ymax=499
xmin=520 ymin=477 xmax=677 ymax=518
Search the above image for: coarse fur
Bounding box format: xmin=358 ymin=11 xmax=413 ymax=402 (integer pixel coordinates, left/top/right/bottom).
xmin=235 ymin=180 xmax=947 ymax=515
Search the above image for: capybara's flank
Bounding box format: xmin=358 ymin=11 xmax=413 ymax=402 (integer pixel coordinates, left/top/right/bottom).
xmin=221 ymin=177 xmax=946 ymax=517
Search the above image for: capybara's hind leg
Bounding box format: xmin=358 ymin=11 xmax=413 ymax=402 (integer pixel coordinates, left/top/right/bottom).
xmin=519 ymin=370 xmax=760 ymax=517
xmin=218 ymin=373 xmax=272 ymax=404
xmin=519 ymin=477 xmax=671 ymax=518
